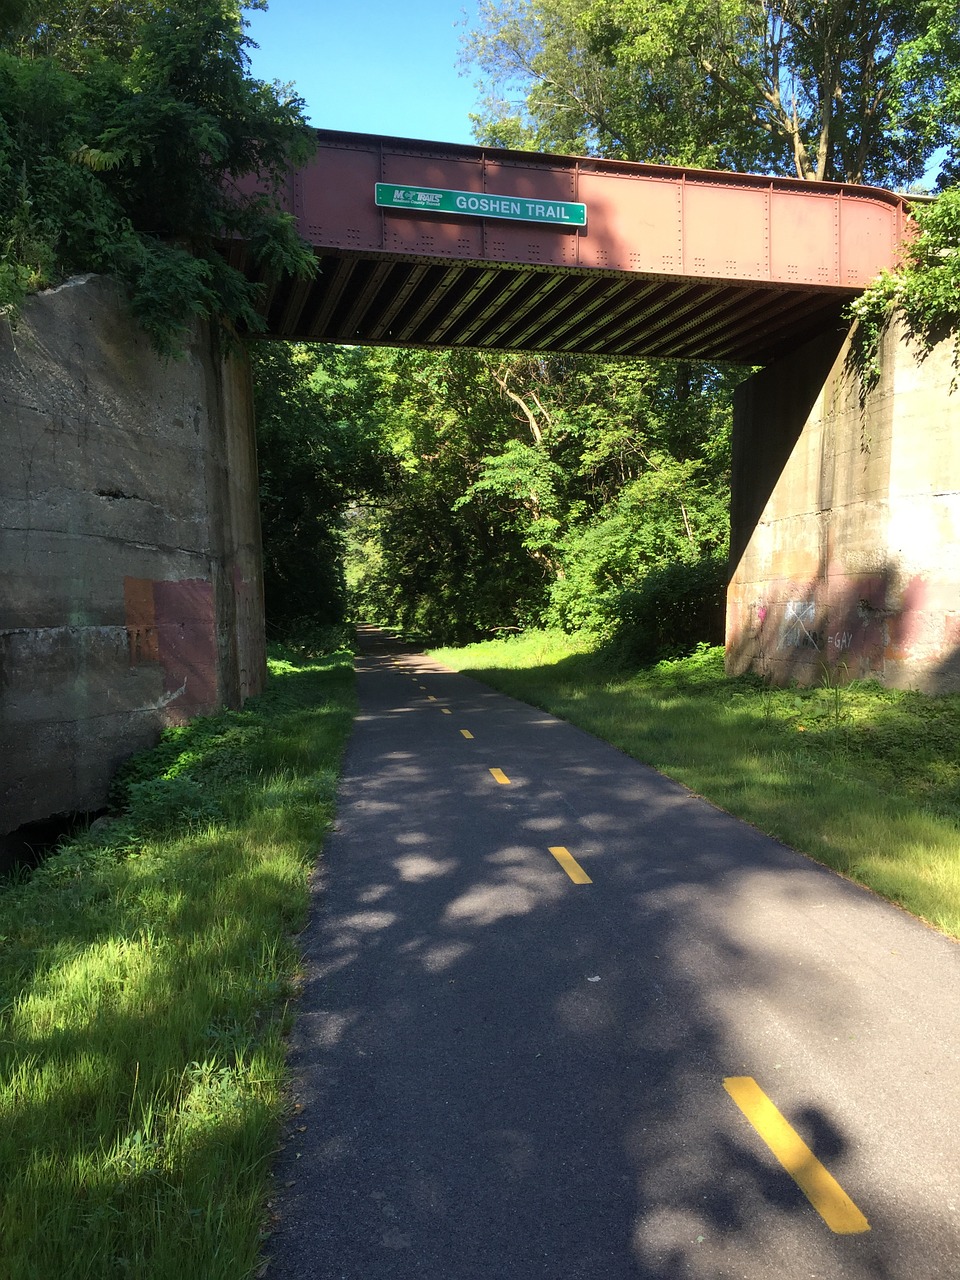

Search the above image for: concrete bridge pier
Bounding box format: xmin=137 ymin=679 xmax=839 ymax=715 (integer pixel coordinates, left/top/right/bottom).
xmin=726 ymin=316 xmax=960 ymax=691
xmin=0 ymin=275 xmax=266 ymax=838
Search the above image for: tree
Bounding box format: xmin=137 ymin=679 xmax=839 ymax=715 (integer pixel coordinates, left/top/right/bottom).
xmin=463 ymin=0 xmax=948 ymax=185
xmin=0 ymin=0 xmax=315 ymax=353
xmin=347 ymin=348 xmax=555 ymax=644
xmin=463 ymin=0 xmax=762 ymax=167
xmin=4 ymin=0 xmax=166 ymax=68
xmin=251 ymin=342 xmax=390 ymax=632
xmin=889 ymin=0 xmax=960 ymax=189
xmin=344 ymin=347 xmax=737 ymax=644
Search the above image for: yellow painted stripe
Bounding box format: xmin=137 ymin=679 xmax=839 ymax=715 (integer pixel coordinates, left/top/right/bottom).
xmin=427 ymin=695 xmax=437 ymax=701
xmin=489 ymin=768 xmax=510 ymax=785
xmin=460 ymin=729 xmax=473 ymax=739
xmin=548 ymin=846 xmax=592 ymax=884
xmin=723 ymin=1077 xmax=870 ymax=1235
xmin=441 ymin=708 xmax=452 ymax=715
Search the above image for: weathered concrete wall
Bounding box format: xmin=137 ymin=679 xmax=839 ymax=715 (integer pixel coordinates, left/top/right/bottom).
xmin=727 ymin=315 xmax=960 ymax=690
xmin=0 ymin=275 xmax=266 ymax=834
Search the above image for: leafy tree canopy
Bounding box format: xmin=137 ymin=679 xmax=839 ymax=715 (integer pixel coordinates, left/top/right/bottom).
xmin=889 ymin=0 xmax=960 ymax=189
xmin=343 ymin=347 xmax=739 ymax=645
xmin=252 ymin=342 xmax=391 ymax=633
xmin=462 ymin=0 xmax=957 ymax=186
xmin=0 ymin=0 xmax=315 ymax=354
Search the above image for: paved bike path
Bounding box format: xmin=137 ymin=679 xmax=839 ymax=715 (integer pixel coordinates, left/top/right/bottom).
xmin=265 ymin=627 xmax=960 ymax=1279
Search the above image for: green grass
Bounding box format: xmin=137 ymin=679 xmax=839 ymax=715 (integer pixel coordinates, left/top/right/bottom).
xmin=0 ymin=645 xmax=355 ymax=1280
xmin=431 ymin=631 xmax=960 ymax=939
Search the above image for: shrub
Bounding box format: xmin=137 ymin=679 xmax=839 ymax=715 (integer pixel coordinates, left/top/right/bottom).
xmin=607 ymin=555 xmax=727 ymax=666
xmin=0 ymin=2 xmax=316 ymax=353
xmin=125 ymin=776 xmax=222 ymax=835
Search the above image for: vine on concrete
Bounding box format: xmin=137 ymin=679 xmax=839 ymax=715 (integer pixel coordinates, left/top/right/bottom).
xmin=848 ymin=187 xmax=960 ymax=393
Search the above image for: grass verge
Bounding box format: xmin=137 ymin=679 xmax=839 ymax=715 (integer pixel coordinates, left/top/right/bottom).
xmin=430 ymin=632 xmax=960 ymax=940
xmin=0 ymin=643 xmax=355 ymax=1280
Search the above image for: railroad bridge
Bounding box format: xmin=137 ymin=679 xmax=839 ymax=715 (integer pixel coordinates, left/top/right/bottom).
xmin=226 ymin=129 xmax=910 ymax=364
xmin=226 ymin=132 xmax=958 ymax=695
xmin=2 ymin=130 xmax=957 ymax=837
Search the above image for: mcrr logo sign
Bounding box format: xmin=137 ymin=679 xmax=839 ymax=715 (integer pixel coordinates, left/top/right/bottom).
xmin=391 ymin=188 xmax=443 ymax=206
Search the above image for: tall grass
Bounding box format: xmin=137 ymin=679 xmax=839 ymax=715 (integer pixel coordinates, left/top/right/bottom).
xmin=431 ymin=633 xmax=960 ymax=939
xmin=0 ymin=645 xmax=355 ymax=1279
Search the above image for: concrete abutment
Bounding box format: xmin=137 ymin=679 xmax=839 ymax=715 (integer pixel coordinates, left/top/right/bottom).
xmin=727 ymin=315 xmax=960 ymax=691
xmin=0 ymin=275 xmax=266 ymax=836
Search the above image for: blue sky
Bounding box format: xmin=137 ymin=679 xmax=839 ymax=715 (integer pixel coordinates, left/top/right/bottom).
xmin=244 ymin=1 xmax=482 ymax=145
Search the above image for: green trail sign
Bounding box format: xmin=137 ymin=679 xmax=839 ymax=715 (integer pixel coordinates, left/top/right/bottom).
xmin=375 ymin=183 xmax=587 ymax=228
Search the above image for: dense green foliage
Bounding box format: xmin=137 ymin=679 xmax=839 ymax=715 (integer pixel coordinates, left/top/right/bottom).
xmin=348 ymin=349 xmax=556 ymax=644
xmin=254 ymin=344 xmax=736 ymax=649
xmin=889 ymin=0 xmax=960 ymax=188
xmin=432 ymin=633 xmax=960 ymax=937
xmin=0 ymin=0 xmax=315 ymax=354
xmin=462 ymin=0 xmax=958 ymax=186
xmin=251 ymin=344 xmax=389 ymax=634
xmin=608 ymin=555 xmax=728 ymax=664
xmin=0 ymin=642 xmax=355 ymax=1278
xmin=341 ymin=349 xmax=739 ymax=646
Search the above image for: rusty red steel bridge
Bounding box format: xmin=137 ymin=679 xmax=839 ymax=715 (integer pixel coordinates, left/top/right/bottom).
xmin=227 ymin=129 xmax=912 ymax=365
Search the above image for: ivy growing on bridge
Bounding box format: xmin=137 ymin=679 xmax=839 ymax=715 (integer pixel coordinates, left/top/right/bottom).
xmin=850 ymin=188 xmax=960 ymax=382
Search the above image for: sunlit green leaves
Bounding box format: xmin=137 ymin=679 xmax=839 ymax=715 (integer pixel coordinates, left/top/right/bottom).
xmin=463 ymin=0 xmax=948 ymax=185
xmin=0 ymin=1 xmax=315 ymax=351
xmin=851 ymin=184 xmax=960 ymax=377
xmin=251 ymin=343 xmax=392 ymax=631
xmin=338 ymin=348 xmax=738 ymax=644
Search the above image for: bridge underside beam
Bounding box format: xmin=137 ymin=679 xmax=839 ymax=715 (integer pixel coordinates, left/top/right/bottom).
xmin=227 ymin=244 xmax=850 ymax=363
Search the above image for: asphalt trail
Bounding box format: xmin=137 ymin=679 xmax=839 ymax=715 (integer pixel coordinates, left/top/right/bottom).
xmin=265 ymin=627 xmax=960 ymax=1279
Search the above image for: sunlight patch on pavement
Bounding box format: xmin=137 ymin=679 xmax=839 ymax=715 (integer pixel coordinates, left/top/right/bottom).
xmin=393 ymin=854 xmax=459 ymax=882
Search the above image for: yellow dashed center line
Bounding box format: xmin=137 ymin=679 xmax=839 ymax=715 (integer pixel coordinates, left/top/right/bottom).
xmin=441 ymin=708 xmax=451 ymax=715
xmin=427 ymin=695 xmax=437 ymax=701
xmin=460 ymin=729 xmax=473 ymax=739
xmin=547 ymin=846 xmax=592 ymax=884
xmin=723 ymin=1077 xmax=870 ymax=1235
xmin=489 ymin=768 xmax=510 ymax=785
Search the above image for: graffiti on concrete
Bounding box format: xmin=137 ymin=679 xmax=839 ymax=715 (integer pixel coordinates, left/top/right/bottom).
xmin=124 ymin=575 xmax=217 ymax=722
xmin=154 ymin=679 xmax=187 ymax=711
xmin=784 ymin=600 xmax=821 ymax=650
